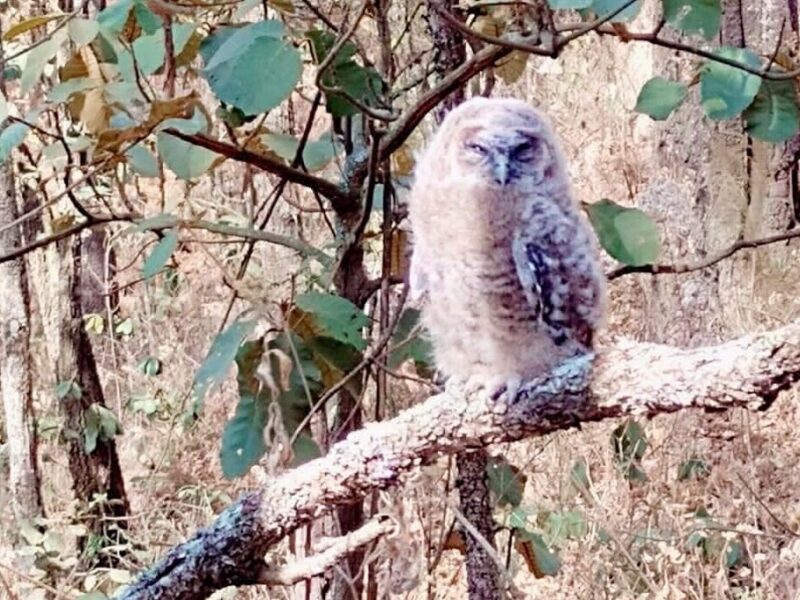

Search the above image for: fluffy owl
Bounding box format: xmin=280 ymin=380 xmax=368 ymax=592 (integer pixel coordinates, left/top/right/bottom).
xmin=408 ymin=97 xmax=605 ymax=392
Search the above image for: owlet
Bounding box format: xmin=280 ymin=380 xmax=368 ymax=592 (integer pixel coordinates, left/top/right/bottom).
xmin=408 ymin=97 xmax=605 ymax=391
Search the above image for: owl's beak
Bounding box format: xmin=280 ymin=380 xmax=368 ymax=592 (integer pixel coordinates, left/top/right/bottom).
xmin=492 ymin=153 xmax=510 ymax=186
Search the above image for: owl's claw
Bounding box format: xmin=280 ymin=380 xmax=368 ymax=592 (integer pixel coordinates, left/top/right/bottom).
xmin=446 ymin=374 xmax=523 ymax=401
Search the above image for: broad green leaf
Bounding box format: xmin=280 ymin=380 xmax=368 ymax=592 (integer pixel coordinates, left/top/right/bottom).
xmin=203 ymin=20 xmax=301 ymax=115
xmin=0 ymin=117 xmax=33 ymax=163
xmin=55 ymin=380 xmax=81 ymax=400
xmin=486 ymin=455 xmax=524 ymax=508
xmin=133 ymin=0 xmax=160 ymax=35
xmin=663 ymin=0 xmax=721 ymax=39
xmin=583 ymin=0 xmax=642 ymax=22
xmin=220 ymin=341 xmax=269 ymax=478
xmin=307 ymin=29 xmax=384 ymax=117
xmin=132 ymin=213 xmax=178 ymax=233
xmin=67 ymin=18 xmax=99 ymax=46
xmin=294 ymin=292 xmax=369 ymax=351
xmin=634 ymin=77 xmax=688 ymax=120
xmin=744 ymin=78 xmax=800 ymax=142
xmin=548 ymin=0 xmax=592 ymax=8
xmin=269 ymin=333 xmax=323 ymax=434
xmin=700 ymin=47 xmax=762 ymax=120
xmin=261 ymin=131 xmax=339 ymax=171
xmin=97 ymin=0 xmax=134 ymax=35
xmin=304 ymin=336 xmax=362 ymax=394
xmin=84 ymin=404 xmax=121 ymax=453
xmin=514 ymin=528 xmax=562 ymax=577
xmin=21 ymin=31 xmax=66 ymax=93
xmin=291 ymin=434 xmax=320 ymax=466
xmin=193 ymin=316 xmax=257 ymax=410
xmin=3 ymin=13 xmax=62 ymax=41
xmin=585 ymin=199 xmax=661 ymax=266
xmin=388 ymin=308 xmax=433 ymax=370
xmin=126 ymin=144 xmax=159 ymax=177
xmin=49 ymin=77 xmax=97 ymax=103
xmin=142 ymin=229 xmax=178 ymax=280
xmin=157 ymin=112 xmax=219 ymax=180
xmin=131 ymin=23 xmax=196 ymax=77
xmin=200 ymin=26 xmax=241 ymax=65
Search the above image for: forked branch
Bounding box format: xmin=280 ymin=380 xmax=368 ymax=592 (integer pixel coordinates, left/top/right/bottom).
xmin=118 ymin=322 xmax=800 ymax=600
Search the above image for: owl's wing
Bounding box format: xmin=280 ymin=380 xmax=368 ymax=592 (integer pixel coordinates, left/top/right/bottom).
xmin=512 ymin=236 xmax=593 ymax=349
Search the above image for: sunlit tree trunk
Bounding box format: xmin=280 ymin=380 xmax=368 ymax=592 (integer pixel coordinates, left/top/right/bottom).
xmin=0 ymin=157 xmax=44 ymax=530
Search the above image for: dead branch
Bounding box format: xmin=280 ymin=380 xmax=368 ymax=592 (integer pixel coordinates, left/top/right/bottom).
xmin=257 ymin=516 xmax=396 ymax=586
xmin=117 ymin=322 xmax=800 ymax=600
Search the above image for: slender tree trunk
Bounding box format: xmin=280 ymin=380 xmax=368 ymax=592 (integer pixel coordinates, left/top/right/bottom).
xmin=50 ymin=232 xmax=130 ymax=562
xmin=0 ymin=158 xmax=44 ymax=530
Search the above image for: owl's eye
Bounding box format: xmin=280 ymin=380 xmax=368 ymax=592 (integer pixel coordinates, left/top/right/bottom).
xmin=467 ymin=142 xmax=489 ymax=155
xmin=511 ymin=139 xmax=539 ymax=160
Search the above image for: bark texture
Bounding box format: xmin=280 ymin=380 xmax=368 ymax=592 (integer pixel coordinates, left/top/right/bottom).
xmin=0 ymin=159 xmax=43 ymax=527
xmin=118 ymin=323 xmax=800 ymax=600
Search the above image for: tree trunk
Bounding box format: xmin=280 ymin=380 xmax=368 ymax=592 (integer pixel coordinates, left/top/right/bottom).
xmin=0 ymin=157 xmax=44 ymax=530
xmin=49 ymin=232 xmax=130 ymax=562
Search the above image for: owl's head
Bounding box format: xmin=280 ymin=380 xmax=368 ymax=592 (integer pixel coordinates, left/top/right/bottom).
xmin=428 ymin=97 xmax=565 ymax=188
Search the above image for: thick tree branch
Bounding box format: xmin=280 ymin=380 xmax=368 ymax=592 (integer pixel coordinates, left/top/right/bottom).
xmin=118 ymin=323 xmax=800 ymax=600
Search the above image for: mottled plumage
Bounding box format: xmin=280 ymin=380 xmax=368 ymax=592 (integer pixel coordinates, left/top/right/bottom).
xmin=408 ymin=97 xmax=605 ymax=389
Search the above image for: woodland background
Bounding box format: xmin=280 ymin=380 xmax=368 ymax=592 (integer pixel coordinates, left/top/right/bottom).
xmin=2 ymin=0 xmax=800 ymax=598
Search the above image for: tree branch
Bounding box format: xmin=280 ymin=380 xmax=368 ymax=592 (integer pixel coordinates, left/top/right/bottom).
xmin=162 ymin=129 xmax=359 ymax=214
xmin=607 ymin=227 xmax=800 ymax=280
xmin=117 ymin=322 xmax=800 ymax=599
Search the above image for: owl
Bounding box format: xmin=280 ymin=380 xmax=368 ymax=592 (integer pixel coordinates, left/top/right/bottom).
xmin=407 ymin=97 xmax=605 ymax=393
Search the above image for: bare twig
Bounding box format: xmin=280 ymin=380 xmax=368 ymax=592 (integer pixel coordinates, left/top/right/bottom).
xmin=607 ymin=227 xmax=800 ymax=280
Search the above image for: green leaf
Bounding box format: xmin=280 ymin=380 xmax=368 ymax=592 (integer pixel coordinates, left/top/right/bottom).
xmin=137 ymin=356 xmax=162 ymax=376
xmin=97 ymin=0 xmax=134 ymax=35
xmin=220 ymin=341 xmax=269 ymax=478
xmin=49 ymin=77 xmax=97 ymax=103
xmin=611 ymin=419 xmax=648 ymax=481
xmin=83 ymin=313 xmax=105 ymax=335
xmin=291 ymin=433 xmax=320 ymax=466
xmin=193 ymin=316 xmax=257 ymax=411
xmin=84 ymin=404 xmax=121 ymax=453
xmin=126 ymin=144 xmax=159 ymax=177
xmin=203 ymin=20 xmax=301 ymax=115
xmin=677 ymin=457 xmax=711 ymax=481
xmin=486 ymin=455 xmax=525 ymax=508
xmin=157 ymin=111 xmax=219 ymax=180
xmin=548 ymin=0 xmax=593 ymax=8
xmin=142 ymin=230 xmax=178 ymax=280
xmin=56 ymin=380 xmax=82 ymax=401
xmin=294 ymin=292 xmax=369 ymax=351
xmin=663 ymin=0 xmax=721 ymax=39
xmin=21 ymin=31 xmax=66 ymax=93
xmin=585 ymin=199 xmax=661 ymax=266
xmin=744 ymin=78 xmax=800 ymax=142
xmin=114 ymin=317 xmax=134 ymax=337
xmin=307 ymin=29 xmax=384 ymax=117
xmin=133 ymin=0 xmax=160 ymax=35
xmin=569 ymin=458 xmax=590 ymax=491
xmin=388 ymin=308 xmax=434 ymax=370
xmin=133 ymin=213 xmax=178 ymax=233
xmin=67 ymin=18 xmax=99 ymax=46
xmin=0 ymin=120 xmax=32 ymax=164
xmin=700 ymin=47 xmax=762 ymax=120
xmin=545 ymin=510 xmax=588 ymax=545
xmin=514 ymin=528 xmax=562 ymax=577
xmin=634 ymin=77 xmax=688 ymax=120
xmin=584 ymin=0 xmax=642 ymax=22
xmin=261 ymin=131 xmax=339 ymax=171
xmin=131 ymin=23 xmax=196 ymax=77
